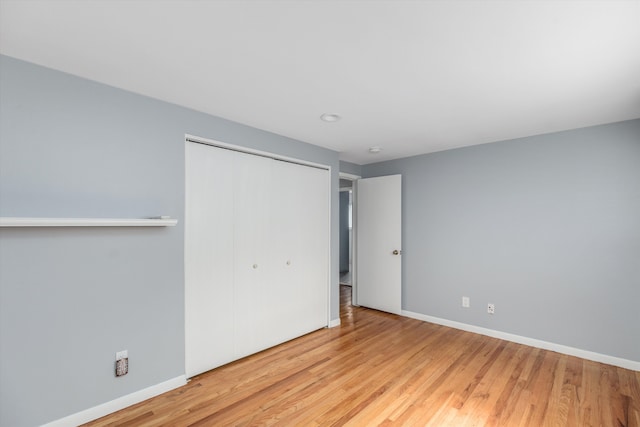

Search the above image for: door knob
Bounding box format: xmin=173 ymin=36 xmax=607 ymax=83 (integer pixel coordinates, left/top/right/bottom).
xmin=392 ymin=250 xmax=402 ymax=255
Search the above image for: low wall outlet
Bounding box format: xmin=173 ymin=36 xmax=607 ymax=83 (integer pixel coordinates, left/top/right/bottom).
xmin=487 ymin=303 xmax=495 ymax=314
xmin=115 ymin=350 xmax=128 ymax=377
xmin=462 ymin=296 xmax=470 ymax=308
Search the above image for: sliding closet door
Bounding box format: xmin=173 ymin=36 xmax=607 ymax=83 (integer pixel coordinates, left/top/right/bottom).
xmin=185 ymin=142 xmax=235 ymax=378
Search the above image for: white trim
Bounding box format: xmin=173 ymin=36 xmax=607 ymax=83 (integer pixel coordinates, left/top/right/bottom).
xmin=0 ymin=217 xmax=177 ymax=227
xmin=339 ymin=172 xmax=361 ymax=180
xmin=402 ymin=310 xmax=640 ymax=371
xmin=328 ymin=318 xmax=341 ymax=328
xmin=350 ymin=181 xmax=358 ymax=306
xmin=326 ymin=165 xmax=333 ymax=333
xmin=43 ymin=376 xmax=187 ymax=427
xmin=186 ymin=134 xmax=329 ymax=171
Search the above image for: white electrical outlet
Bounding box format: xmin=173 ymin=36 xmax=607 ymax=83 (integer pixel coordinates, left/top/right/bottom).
xmin=487 ymin=303 xmax=495 ymax=314
xmin=462 ymin=296 xmax=470 ymax=308
xmin=116 ymin=350 xmax=128 ymax=361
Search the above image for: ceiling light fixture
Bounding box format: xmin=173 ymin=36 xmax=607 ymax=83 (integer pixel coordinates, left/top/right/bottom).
xmin=320 ymin=113 xmax=341 ymax=122
xmin=369 ymin=147 xmax=382 ymax=154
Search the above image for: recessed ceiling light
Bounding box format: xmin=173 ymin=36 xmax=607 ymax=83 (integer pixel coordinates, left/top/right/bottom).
xmin=320 ymin=113 xmax=341 ymax=122
xmin=369 ymin=147 xmax=382 ymax=154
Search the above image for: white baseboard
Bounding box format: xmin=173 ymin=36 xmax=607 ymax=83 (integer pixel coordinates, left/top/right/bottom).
xmin=43 ymin=375 xmax=187 ymax=427
xmin=402 ymin=310 xmax=640 ymax=372
xmin=39 ymin=314 xmax=638 ymax=426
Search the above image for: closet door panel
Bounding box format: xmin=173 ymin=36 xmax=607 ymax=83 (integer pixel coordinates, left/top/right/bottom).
xmin=232 ymin=152 xmax=274 ymax=359
xmin=185 ymin=143 xmax=235 ymax=377
xmin=186 ymin=142 xmax=330 ymax=376
xmin=267 ymin=161 xmax=307 ymax=345
xmin=291 ymin=164 xmax=329 ymax=334
xmin=271 ymin=161 xmax=329 ymax=340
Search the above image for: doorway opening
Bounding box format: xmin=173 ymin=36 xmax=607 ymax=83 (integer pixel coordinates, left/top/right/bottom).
xmin=339 ymin=172 xmax=360 ymax=319
xmin=339 ymin=186 xmax=353 ymax=286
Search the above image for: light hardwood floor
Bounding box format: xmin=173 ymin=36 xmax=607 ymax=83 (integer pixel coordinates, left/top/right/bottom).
xmin=86 ymin=285 xmax=640 ymax=426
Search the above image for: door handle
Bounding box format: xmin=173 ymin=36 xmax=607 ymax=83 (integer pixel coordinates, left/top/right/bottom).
xmin=392 ymin=250 xmax=402 ymax=255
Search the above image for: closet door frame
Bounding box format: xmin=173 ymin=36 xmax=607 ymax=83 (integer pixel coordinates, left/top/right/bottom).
xmin=184 ymin=134 xmax=332 ymax=377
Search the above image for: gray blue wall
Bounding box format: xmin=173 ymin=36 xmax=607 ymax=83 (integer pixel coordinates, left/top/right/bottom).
xmin=2 ymin=52 xmax=638 ymax=426
xmin=363 ymin=120 xmax=640 ymax=362
xmin=339 ymin=160 xmax=362 ymax=177
xmin=0 ymin=55 xmax=340 ymax=427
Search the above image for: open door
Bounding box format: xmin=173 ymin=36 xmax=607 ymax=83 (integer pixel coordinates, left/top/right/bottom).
xmin=355 ymin=174 xmax=402 ymax=315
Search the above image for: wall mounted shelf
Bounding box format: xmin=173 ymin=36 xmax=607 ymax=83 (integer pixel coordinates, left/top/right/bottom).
xmin=0 ymin=217 xmax=178 ymax=227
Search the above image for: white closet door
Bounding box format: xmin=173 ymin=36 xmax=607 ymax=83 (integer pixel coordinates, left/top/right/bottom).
xmin=294 ymin=163 xmax=330 ymax=334
xmin=186 ymin=142 xmax=330 ymax=378
xmin=261 ymin=159 xmax=296 ymax=347
xmin=232 ymin=152 xmax=274 ymax=359
xmin=185 ymin=142 xmax=235 ymax=378
xmin=270 ymin=160 xmax=329 ymax=340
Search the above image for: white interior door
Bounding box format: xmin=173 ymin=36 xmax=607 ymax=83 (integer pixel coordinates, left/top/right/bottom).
xmin=356 ymin=174 xmax=402 ymax=314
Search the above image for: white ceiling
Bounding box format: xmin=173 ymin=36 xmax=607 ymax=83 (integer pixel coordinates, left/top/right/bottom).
xmin=1 ymin=1 xmax=639 ymax=164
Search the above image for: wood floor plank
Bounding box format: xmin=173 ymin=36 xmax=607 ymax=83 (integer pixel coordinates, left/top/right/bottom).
xmin=84 ymin=285 xmax=640 ymax=427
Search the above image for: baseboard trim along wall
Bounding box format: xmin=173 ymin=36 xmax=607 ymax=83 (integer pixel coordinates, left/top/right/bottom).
xmin=43 ymin=375 xmax=187 ymax=427
xmin=44 ymin=317 xmax=342 ymax=426
xmin=38 ymin=310 xmax=638 ymax=426
xmin=402 ymin=310 xmax=640 ymax=372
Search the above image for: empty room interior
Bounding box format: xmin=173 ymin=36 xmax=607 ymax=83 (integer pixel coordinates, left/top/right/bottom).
xmin=1 ymin=1 xmax=639 ymax=426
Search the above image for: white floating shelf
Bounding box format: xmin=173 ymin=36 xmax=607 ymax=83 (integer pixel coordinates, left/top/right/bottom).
xmin=0 ymin=217 xmax=178 ymax=227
